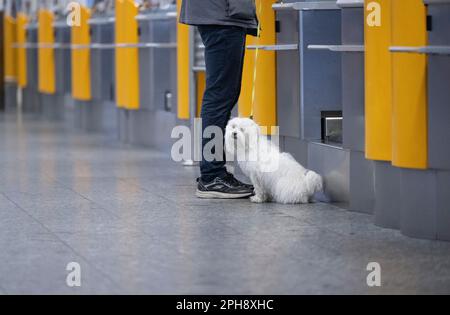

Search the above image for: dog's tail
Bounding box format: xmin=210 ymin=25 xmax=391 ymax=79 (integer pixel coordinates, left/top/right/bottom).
xmin=305 ymin=170 xmax=323 ymax=194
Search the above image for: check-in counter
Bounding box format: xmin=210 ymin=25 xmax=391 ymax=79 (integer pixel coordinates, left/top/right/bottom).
xmin=367 ymin=0 xmax=433 ymax=235
xmin=388 ymin=0 xmax=431 ymax=239
xmin=3 ymin=0 xmax=17 ymax=111
xmin=85 ymin=13 xmax=117 ymax=134
xmin=423 ymin=0 xmax=450 ymax=240
xmin=126 ymin=5 xmax=178 ymax=150
xmin=186 ymin=27 xmax=206 ymax=164
xmin=308 ymin=0 xmax=374 ymax=213
xmin=176 ymin=0 xmax=190 ymax=124
xmin=53 ymin=19 xmax=71 ymax=99
xmin=22 ymin=22 xmax=41 ymax=113
xmin=365 ymin=0 xmax=450 ymax=241
xmin=272 ymin=1 xmax=349 ymax=203
xmin=241 ymin=0 xmax=277 ymax=133
xmin=339 ymin=0 xmax=374 ymax=214
xmin=423 ymin=0 xmax=450 ymax=172
xmin=364 ymin=0 xmax=402 ymax=230
xmin=52 ymin=17 xmax=72 ymax=122
xmin=191 ymin=28 xmax=205 ymax=110
xmin=89 ymin=15 xmax=115 ymax=104
xmin=114 ymin=1 xmax=178 ymax=149
xmin=271 ymin=0 xmax=303 ymax=159
xmin=71 ymin=4 xmax=95 ymax=131
xmin=390 ymin=0 xmax=450 ymax=240
xmin=173 ymin=0 xmax=201 ymax=165
xmin=38 ymin=8 xmax=65 ymax=120
xmin=16 ymin=11 xmax=28 ymax=104
xmin=115 ymin=0 xmax=139 ymax=142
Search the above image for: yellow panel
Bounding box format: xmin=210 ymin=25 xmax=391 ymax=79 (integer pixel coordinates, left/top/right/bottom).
xmin=239 ymin=0 xmax=277 ymax=135
xmin=364 ymin=0 xmax=393 ymax=161
xmin=115 ymin=0 xmax=140 ymax=110
xmin=177 ymin=0 xmax=190 ymax=120
xmin=115 ymin=0 xmax=125 ymax=108
xmin=38 ymin=10 xmax=56 ymax=94
xmin=196 ymin=72 xmax=206 ymax=118
xmin=391 ymin=0 xmax=428 ymax=169
xmin=16 ymin=14 xmax=28 ymax=88
xmin=71 ymin=6 xmax=92 ymax=101
xmin=3 ymin=16 xmax=17 ymax=82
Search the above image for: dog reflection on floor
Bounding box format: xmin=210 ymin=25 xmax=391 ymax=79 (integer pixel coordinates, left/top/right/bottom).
xmin=225 ymin=118 xmax=323 ymax=204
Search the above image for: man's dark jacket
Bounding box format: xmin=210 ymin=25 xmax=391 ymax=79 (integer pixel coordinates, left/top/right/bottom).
xmin=179 ymin=0 xmax=258 ymax=35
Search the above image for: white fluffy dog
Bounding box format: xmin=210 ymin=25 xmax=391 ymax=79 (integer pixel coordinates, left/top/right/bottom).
xmin=225 ymin=118 xmax=323 ymax=204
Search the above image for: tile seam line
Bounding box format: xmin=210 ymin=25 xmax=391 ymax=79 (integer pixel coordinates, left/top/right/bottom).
xmin=262 ymin=207 xmax=354 ymax=239
xmin=47 ymin=176 xmax=162 ymax=242
xmin=49 ymin=176 xmax=123 ymax=220
xmin=115 ymin=177 xmax=357 ymax=238
xmin=114 ymin=178 xmax=249 ymax=236
xmin=49 ymin=174 xmax=189 ymax=227
xmin=0 ymin=192 xmax=123 ymax=291
xmin=116 ymin=177 xmax=179 ymax=205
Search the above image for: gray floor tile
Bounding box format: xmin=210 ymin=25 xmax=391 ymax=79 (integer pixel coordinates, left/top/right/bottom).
xmin=1 ymin=111 xmax=450 ymax=294
xmin=0 ymin=193 xmax=121 ymax=294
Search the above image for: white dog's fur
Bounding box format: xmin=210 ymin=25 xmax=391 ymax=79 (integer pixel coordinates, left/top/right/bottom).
xmin=225 ymin=118 xmax=323 ymax=204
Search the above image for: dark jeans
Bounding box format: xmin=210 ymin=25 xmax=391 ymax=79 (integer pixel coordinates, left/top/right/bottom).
xmin=197 ymin=25 xmax=247 ymax=183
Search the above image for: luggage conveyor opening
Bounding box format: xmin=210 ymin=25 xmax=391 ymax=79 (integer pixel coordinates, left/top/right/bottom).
xmin=321 ymin=111 xmax=343 ymax=145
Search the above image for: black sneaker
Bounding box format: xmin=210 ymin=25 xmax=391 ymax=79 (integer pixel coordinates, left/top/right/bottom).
xmin=196 ymin=176 xmax=254 ymax=199
xmin=224 ymin=173 xmax=254 ymax=191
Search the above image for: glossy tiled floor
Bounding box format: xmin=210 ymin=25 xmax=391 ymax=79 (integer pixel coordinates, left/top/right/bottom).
xmin=1 ymin=111 xmax=450 ymax=295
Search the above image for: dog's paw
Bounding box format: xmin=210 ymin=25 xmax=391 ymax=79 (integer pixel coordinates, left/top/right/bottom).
xmin=250 ymin=195 xmax=266 ymax=203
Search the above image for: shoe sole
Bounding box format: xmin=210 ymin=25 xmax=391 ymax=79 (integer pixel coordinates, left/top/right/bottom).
xmin=196 ymin=190 xmax=253 ymax=199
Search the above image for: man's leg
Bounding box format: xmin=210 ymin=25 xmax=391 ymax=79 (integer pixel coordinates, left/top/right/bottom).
xmin=195 ymin=25 xmax=253 ymax=199
xmin=198 ymin=25 xmax=247 ymax=182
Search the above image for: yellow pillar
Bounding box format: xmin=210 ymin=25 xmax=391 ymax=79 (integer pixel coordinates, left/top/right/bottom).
xmin=177 ymin=0 xmax=190 ymax=120
xmin=71 ymin=6 xmax=92 ymax=101
xmin=364 ymin=0 xmax=393 ymax=161
xmin=16 ymin=13 xmax=28 ymax=88
xmin=3 ymin=14 xmax=17 ymax=82
xmin=239 ymin=0 xmax=277 ymax=135
xmin=391 ymin=0 xmax=428 ymax=169
xmin=196 ymin=72 xmax=206 ymax=118
xmin=38 ymin=10 xmax=56 ymax=94
xmin=115 ymin=0 xmax=140 ymax=110
xmin=115 ymin=0 xmax=125 ymax=108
